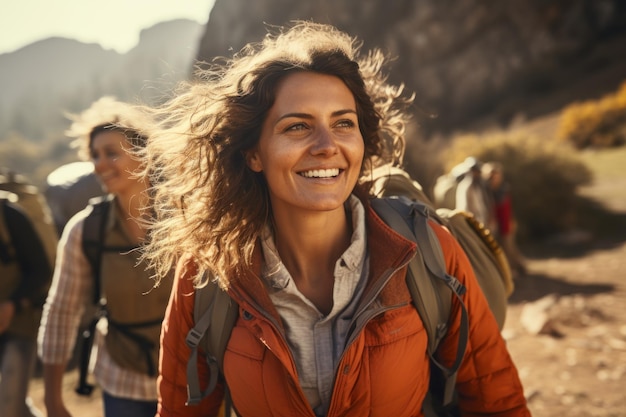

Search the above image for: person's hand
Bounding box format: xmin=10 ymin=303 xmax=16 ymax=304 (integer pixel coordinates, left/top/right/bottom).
xmin=0 ymin=300 xmax=16 ymax=334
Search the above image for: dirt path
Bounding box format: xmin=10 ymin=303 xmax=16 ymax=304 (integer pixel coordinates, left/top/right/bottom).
xmin=505 ymin=242 xmax=626 ymax=416
xmin=498 ymin=144 xmax=626 ymax=416
xmin=29 ymin=371 xmax=103 ymax=416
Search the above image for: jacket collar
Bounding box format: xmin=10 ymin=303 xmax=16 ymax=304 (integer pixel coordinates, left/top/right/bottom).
xmin=228 ymin=197 xmax=417 ymax=327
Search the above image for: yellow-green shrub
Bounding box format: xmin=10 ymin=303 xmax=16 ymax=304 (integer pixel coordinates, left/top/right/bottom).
xmin=558 ymin=81 xmax=626 ymax=149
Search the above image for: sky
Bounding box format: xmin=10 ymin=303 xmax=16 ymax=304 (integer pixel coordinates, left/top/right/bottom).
xmin=0 ymin=0 xmax=216 ymax=55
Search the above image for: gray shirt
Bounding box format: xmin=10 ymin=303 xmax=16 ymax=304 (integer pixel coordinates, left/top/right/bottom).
xmin=260 ymin=195 xmax=369 ymax=416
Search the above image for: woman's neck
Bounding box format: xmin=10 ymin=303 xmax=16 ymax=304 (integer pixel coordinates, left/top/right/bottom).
xmin=113 ymin=185 xmax=149 ymax=243
xmin=115 ymin=188 xmax=146 ymax=219
xmin=271 ymin=202 xmax=353 ymax=313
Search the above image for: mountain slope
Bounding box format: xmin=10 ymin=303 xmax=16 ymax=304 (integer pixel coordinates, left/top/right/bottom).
xmin=0 ymin=19 xmax=204 ymax=137
xmin=0 ymin=38 xmax=123 ymax=107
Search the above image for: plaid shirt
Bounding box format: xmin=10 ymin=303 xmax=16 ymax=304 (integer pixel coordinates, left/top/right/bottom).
xmin=38 ymin=206 xmax=157 ymax=400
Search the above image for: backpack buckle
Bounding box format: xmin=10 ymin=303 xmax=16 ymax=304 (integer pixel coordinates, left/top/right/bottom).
xmin=408 ymin=201 xmax=430 ymax=219
xmin=186 ymin=328 xmax=203 ymax=348
xmin=443 ymin=273 xmax=466 ymax=296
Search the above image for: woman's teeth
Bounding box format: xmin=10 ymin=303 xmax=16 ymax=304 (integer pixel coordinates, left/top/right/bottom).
xmin=301 ymin=168 xmax=340 ymax=178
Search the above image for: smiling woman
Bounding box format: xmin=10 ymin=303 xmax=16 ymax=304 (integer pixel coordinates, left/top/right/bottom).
xmin=37 ymin=97 xmax=173 ymax=417
xmin=139 ymin=21 xmax=530 ymax=417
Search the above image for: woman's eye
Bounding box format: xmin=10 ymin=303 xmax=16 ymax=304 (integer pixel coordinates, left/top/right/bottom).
xmin=336 ymin=119 xmax=356 ymax=129
xmin=91 ymin=150 xmax=120 ymax=161
xmin=285 ymin=122 xmax=308 ymax=132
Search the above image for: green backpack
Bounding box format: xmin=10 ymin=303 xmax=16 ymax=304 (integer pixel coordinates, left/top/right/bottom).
xmin=185 ymin=165 xmax=513 ymax=416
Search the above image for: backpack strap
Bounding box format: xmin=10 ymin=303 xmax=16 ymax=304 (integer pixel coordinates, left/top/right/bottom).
xmin=0 ymin=198 xmax=16 ymax=263
xmin=106 ymin=316 xmax=164 ymax=377
xmin=81 ymin=196 xmax=111 ymax=304
xmin=81 ymin=195 xmax=139 ymax=302
xmin=185 ymin=273 xmax=239 ymax=405
xmin=76 ymin=195 xmax=135 ymax=395
xmin=75 ymin=197 xmax=112 ymax=395
xmin=371 ymin=196 xmax=469 ymax=407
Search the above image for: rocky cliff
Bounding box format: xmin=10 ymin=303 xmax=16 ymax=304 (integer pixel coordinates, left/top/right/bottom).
xmin=196 ymin=0 xmax=626 ymax=134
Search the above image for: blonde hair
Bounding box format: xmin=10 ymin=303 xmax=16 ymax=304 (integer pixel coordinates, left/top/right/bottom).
xmin=141 ymin=21 xmax=414 ymax=288
xmin=66 ymin=96 xmax=151 ymax=160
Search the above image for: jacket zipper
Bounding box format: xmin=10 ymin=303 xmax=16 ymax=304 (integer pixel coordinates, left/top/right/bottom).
xmin=235 ymin=246 xmax=416 ymax=417
xmin=344 ymin=251 xmax=414 ymax=350
xmin=326 ymin=251 xmax=414 ymax=416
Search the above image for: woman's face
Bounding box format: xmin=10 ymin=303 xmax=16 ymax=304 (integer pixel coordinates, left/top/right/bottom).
xmin=488 ymin=170 xmax=503 ymax=189
xmin=247 ymin=71 xmax=364 ymax=215
xmin=90 ymin=130 xmax=143 ymax=195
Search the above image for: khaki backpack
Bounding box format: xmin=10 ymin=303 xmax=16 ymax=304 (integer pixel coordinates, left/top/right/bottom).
xmin=365 ymin=165 xmax=514 ymax=320
xmin=185 ymin=164 xmax=514 ymax=417
xmin=0 ymin=190 xmax=55 ymax=339
xmin=0 ymin=170 xmax=58 ymax=269
xmin=75 ymin=196 xmax=163 ymax=396
xmin=0 ymin=192 xmax=21 ymax=300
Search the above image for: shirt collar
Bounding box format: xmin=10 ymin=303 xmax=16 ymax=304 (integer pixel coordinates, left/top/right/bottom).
xmin=260 ymin=194 xmax=367 ymax=290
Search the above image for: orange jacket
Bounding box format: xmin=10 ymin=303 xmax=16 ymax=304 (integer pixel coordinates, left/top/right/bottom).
xmin=157 ymin=203 xmax=530 ymax=417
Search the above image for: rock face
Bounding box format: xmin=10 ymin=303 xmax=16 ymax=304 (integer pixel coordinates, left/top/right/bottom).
xmin=196 ymin=0 xmax=626 ymax=133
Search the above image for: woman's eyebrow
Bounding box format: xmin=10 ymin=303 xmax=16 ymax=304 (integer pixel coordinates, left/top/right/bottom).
xmin=276 ymin=109 xmax=357 ymax=122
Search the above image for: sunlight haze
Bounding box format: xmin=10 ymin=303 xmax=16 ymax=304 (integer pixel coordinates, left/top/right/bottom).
xmin=0 ymin=0 xmax=215 ymax=55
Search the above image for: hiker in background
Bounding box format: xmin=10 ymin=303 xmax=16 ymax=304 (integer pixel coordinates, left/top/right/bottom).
xmin=455 ymin=156 xmax=497 ymax=231
xmin=37 ymin=97 xmax=172 ymax=417
xmin=141 ymin=21 xmax=529 ymax=417
xmin=45 ymin=161 xmax=104 ymax=236
xmin=432 ymin=159 xmax=472 ymax=209
xmin=482 ymin=161 xmax=527 ymax=276
xmin=0 ymin=192 xmax=52 ymax=417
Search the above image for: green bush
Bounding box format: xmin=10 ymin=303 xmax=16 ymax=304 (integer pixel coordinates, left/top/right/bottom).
xmin=558 ymin=81 xmax=626 ymax=149
xmin=441 ymin=132 xmax=593 ymax=240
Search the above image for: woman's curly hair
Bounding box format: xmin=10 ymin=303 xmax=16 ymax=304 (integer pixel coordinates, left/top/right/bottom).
xmin=140 ymin=21 xmax=414 ymax=288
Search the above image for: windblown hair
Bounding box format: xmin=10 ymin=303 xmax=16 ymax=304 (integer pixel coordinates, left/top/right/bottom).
xmin=66 ymin=96 xmax=150 ymax=159
xmin=140 ymin=21 xmax=414 ymax=288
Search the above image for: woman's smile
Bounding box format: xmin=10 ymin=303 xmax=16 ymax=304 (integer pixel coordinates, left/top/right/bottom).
xmin=247 ymin=71 xmax=364 ymax=215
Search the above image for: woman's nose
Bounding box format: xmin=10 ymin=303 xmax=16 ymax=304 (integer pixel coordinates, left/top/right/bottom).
xmin=311 ymin=128 xmax=339 ymax=155
xmin=92 ymin=155 xmax=108 ymax=173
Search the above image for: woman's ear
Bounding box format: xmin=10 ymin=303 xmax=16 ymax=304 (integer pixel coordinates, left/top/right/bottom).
xmin=245 ymin=149 xmax=263 ymax=172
